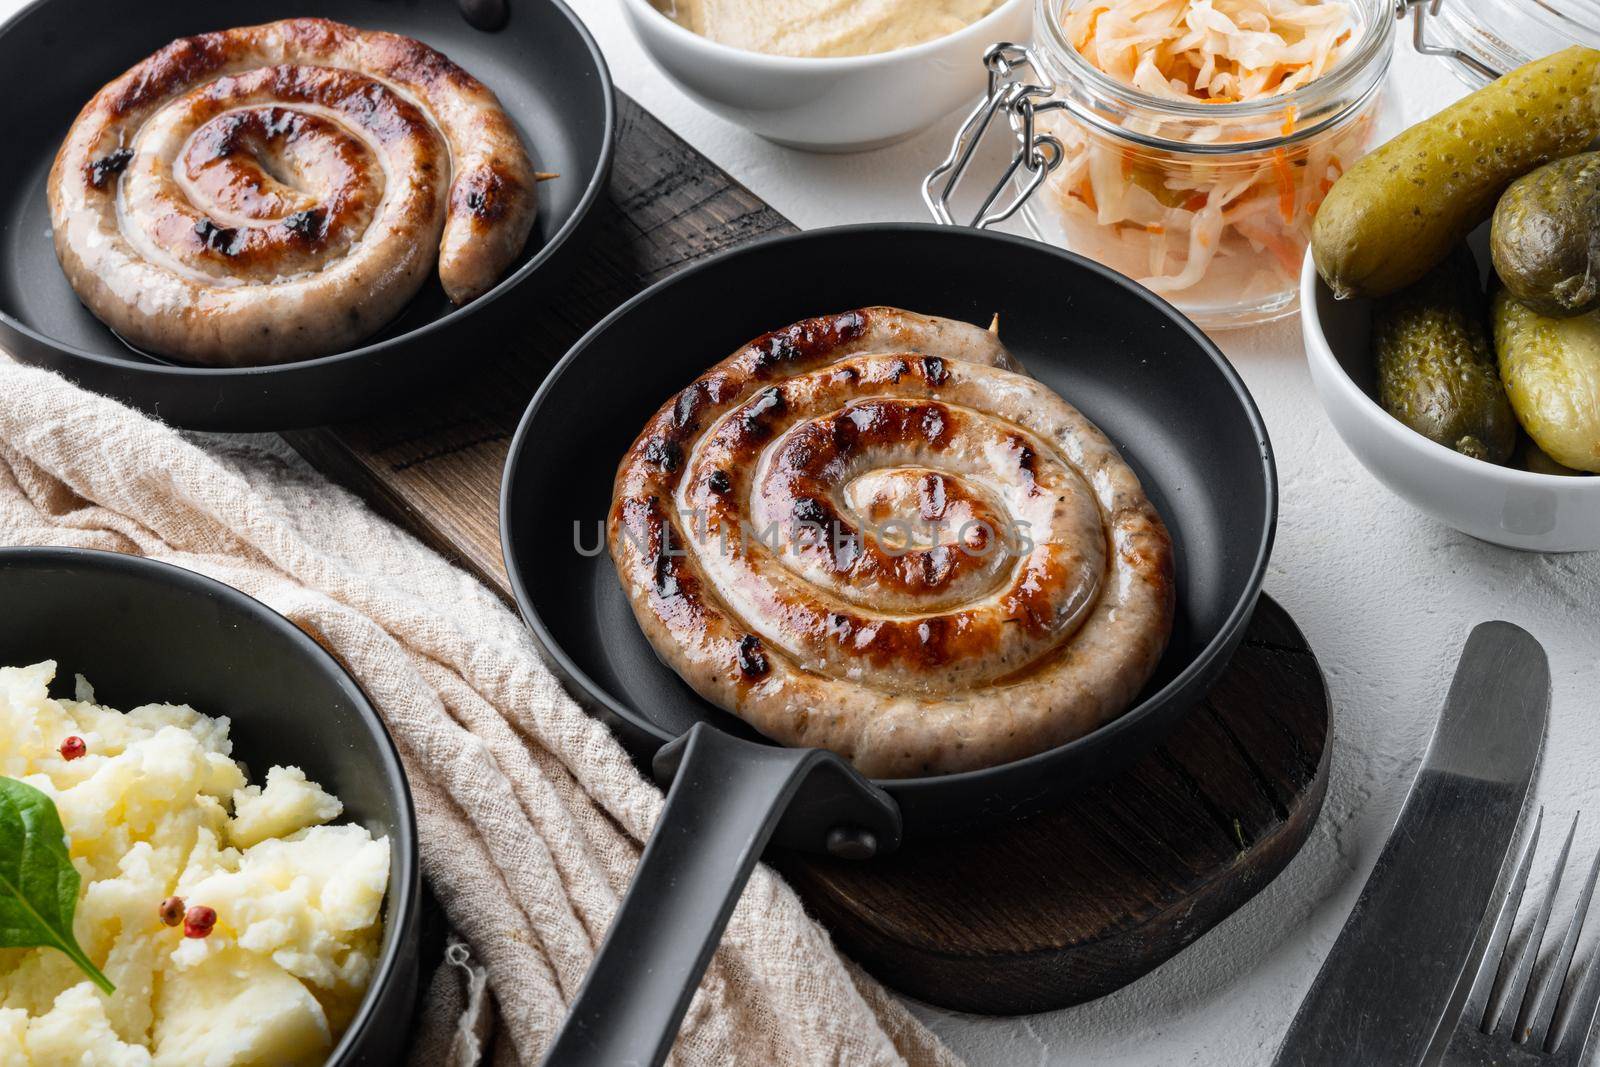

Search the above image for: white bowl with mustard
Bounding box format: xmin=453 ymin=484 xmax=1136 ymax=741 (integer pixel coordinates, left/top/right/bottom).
xmin=618 ymin=0 xmax=1035 ymax=152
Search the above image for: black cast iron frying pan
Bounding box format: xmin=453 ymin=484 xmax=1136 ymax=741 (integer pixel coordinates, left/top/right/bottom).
xmin=501 ymin=224 xmax=1278 ymax=1066
xmin=0 ymin=0 xmax=612 ymax=431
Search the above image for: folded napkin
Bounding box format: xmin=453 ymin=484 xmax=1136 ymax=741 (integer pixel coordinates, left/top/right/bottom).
xmin=0 ymin=357 xmax=957 ymax=1067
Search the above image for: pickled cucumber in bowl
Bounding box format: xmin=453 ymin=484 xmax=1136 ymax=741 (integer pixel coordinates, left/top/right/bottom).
xmin=1494 ymin=286 xmax=1600 ymax=473
xmin=1311 ymin=42 xmax=1600 ymax=474
xmin=1491 ymin=152 xmax=1600 ymax=319
xmin=1312 ymin=46 xmax=1600 ymax=301
xmin=1371 ymin=246 xmax=1516 ymax=463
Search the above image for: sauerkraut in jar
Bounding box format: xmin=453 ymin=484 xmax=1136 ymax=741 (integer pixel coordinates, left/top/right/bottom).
xmin=1021 ymin=0 xmax=1394 ymax=326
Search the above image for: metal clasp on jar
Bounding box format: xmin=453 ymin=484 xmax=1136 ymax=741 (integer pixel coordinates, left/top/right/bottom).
xmin=1394 ymin=0 xmax=1496 ymax=80
xmin=922 ymin=43 xmax=1068 ymax=229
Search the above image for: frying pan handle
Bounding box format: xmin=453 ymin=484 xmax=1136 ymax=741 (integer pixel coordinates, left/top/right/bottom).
xmin=543 ymin=722 xmax=900 ymax=1067
xmin=458 ymin=0 xmax=509 ymax=32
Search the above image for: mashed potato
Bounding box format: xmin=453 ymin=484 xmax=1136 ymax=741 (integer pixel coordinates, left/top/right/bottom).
xmin=0 ymin=661 xmax=389 ymax=1067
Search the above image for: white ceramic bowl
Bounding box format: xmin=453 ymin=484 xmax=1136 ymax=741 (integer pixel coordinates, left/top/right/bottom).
xmin=1301 ymin=225 xmax=1600 ymax=553
xmin=618 ymin=0 xmax=1034 ymax=152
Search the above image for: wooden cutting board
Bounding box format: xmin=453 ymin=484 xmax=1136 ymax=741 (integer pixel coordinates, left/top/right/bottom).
xmin=283 ymin=91 xmax=1331 ymax=1014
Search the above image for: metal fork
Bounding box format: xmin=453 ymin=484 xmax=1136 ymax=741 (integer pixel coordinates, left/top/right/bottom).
xmin=1444 ymin=811 xmax=1600 ymax=1065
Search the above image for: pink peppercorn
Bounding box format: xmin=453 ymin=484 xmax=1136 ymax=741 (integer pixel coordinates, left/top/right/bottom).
xmin=183 ymin=905 xmax=217 ymax=939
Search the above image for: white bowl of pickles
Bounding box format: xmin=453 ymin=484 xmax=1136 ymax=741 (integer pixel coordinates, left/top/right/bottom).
xmin=1301 ymin=46 xmax=1600 ymax=553
xmin=1303 ymin=228 xmax=1600 ymax=553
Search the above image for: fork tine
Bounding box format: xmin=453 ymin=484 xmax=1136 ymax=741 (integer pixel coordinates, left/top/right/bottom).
xmin=1548 ymin=837 xmax=1600 ymax=1056
xmin=1474 ymin=809 xmax=1544 ymax=1033
xmin=1523 ymin=815 xmax=1596 ymax=1049
xmin=1500 ymin=814 xmax=1578 ymax=1041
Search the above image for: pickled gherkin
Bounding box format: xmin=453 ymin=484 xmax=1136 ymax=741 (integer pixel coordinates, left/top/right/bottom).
xmin=1493 ymin=286 xmax=1600 ymax=473
xmin=1313 ymin=46 xmax=1600 ymax=300
xmin=1491 ymin=152 xmax=1600 ymax=318
xmin=1373 ymin=248 xmax=1516 ymax=463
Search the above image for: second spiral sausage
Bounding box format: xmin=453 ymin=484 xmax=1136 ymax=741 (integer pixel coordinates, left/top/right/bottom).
xmin=48 ymin=18 xmax=539 ymax=366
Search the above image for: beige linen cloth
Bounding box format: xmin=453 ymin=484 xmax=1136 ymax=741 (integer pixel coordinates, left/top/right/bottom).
xmin=0 ymin=357 xmax=957 ymax=1067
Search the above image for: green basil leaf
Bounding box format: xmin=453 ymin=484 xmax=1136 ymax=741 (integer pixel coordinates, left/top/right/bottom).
xmin=0 ymin=776 xmax=115 ymax=994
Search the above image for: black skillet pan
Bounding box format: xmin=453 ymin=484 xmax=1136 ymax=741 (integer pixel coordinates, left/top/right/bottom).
xmin=500 ymin=224 xmax=1277 ymax=1066
xmin=0 ymin=0 xmax=612 ymax=431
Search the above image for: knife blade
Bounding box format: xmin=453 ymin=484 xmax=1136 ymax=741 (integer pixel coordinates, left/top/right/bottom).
xmin=1273 ymin=621 xmax=1549 ymax=1067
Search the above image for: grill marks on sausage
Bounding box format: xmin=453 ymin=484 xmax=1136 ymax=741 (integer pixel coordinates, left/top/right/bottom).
xmin=627 ymin=313 xmax=877 ymax=497
xmin=214 ymin=65 xmax=431 ymax=148
xmin=1009 ymin=434 xmax=1042 ymax=496
xmin=86 ymin=148 xmax=133 ymax=190
xmin=617 ymin=496 xmax=784 ymax=690
xmin=791 ymin=495 xmax=830 ymax=527
xmin=615 ymin=317 xmax=1071 ymax=693
xmin=179 ymin=109 xmax=339 ymax=259
xmin=183 ymin=109 xmax=355 ymax=240
xmin=654 ymin=547 xmax=679 ymax=599
xmin=744 ymin=310 xmax=869 ymax=378
xmin=621 ymin=496 xmax=700 ymax=614
xmin=672 ymin=375 xmax=740 ymax=434
xmin=453 ymin=164 xmax=522 ymax=227
xmin=624 ymin=494 xmax=778 ymax=689
xmin=189 ymin=110 xmax=256 ymax=164
xmin=739 ymin=387 xmax=786 ymax=441
xmin=815 ymin=610 xmax=973 ymax=672
xmin=141 ymin=66 xmax=435 ymax=274
xmin=672 ymin=383 xmax=704 ymax=433
xmin=765 ymin=401 xmax=959 ymax=496
xmin=1000 ymin=563 xmax=1059 ymax=638
xmin=281 ymin=208 xmax=329 ymax=241
xmin=1012 ymin=437 xmax=1037 ymax=476
xmin=831 ymin=398 xmax=959 ymax=456
xmin=737 ymin=635 xmax=770 ymax=679
xmin=761 ymin=399 xmax=961 ymax=508
xmin=756 ymin=400 xmax=997 ymax=599
xmin=750 ymin=332 xmax=801 ymax=374
xmin=918 ymin=472 xmax=948 ymax=522
xmin=99 ymin=18 xmax=483 ymax=125
xmin=103 ymin=31 xmax=232 ymax=119
xmin=192 ymin=217 xmax=241 ymax=256
xmin=643 ymin=436 xmax=682 ymax=473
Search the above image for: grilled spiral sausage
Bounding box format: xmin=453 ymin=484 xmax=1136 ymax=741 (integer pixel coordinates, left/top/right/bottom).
xmin=48 ymin=18 xmax=538 ymax=366
xmin=609 ymin=308 xmax=1175 ymax=778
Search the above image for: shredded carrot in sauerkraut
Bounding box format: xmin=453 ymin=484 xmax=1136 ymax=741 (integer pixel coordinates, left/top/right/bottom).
xmin=1040 ymin=0 xmax=1368 ymax=317
xmin=1066 ymin=0 xmax=1354 ymax=102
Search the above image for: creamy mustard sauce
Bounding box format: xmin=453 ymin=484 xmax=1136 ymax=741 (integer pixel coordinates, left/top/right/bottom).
xmin=651 ymin=0 xmax=1004 ymax=57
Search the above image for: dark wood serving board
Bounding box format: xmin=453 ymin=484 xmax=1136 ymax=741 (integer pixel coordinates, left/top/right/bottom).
xmin=772 ymin=596 xmax=1326 ymax=1013
xmin=283 ymin=91 xmax=1331 ymax=1015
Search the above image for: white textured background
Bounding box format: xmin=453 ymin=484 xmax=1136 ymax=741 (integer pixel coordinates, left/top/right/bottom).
xmin=12 ymin=0 xmax=1597 ymax=1060
xmin=557 ymin=5 xmax=1600 ymax=1064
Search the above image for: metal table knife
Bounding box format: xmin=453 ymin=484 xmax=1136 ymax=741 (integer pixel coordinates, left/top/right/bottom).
xmin=1273 ymin=621 xmax=1550 ymax=1067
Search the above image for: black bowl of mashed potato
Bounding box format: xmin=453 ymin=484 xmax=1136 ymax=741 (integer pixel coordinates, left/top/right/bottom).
xmin=0 ymin=547 xmax=419 ymax=1066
